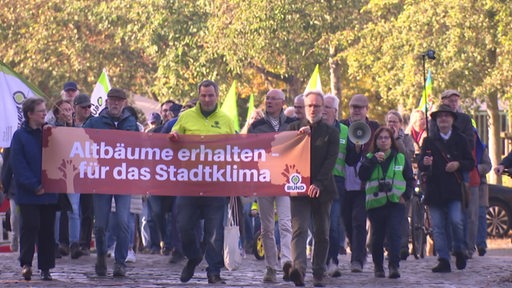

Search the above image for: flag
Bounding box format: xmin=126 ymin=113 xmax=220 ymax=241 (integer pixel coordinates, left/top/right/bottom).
xmin=220 ymin=80 xmax=240 ymax=132
xmin=417 ymin=69 xmax=433 ymax=111
xmin=304 ymin=64 xmax=322 ymax=93
xmin=90 ymin=69 xmax=111 ymax=116
xmin=245 ymin=94 xmax=255 ymax=126
xmin=0 ymin=61 xmax=46 ymax=147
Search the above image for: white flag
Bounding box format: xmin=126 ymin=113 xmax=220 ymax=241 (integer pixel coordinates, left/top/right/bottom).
xmin=0 ymin=61 xmax=45 ymax=147
xmin=90 ymin=69 xmax=111 ymax=116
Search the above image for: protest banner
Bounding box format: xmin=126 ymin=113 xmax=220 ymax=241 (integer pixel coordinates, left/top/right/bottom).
xmin=42 ymin=127 xmax=310 ymax=197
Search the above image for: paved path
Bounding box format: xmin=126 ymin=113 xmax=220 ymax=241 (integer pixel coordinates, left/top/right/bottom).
xmin=1 ymin=246 xmax=512 ymax=288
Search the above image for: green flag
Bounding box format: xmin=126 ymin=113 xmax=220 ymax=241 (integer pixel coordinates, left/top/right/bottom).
xmin=220 ymin=80 xmax=240 ymax=132
xmin=304 ymin=64 xmax=322 ymax=93
xmin=245 ymin=94 xmax=255 ymax=125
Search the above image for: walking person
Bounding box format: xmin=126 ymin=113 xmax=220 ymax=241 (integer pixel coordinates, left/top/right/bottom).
xmin=10 ymin=97 xmax=58 ymax=281
xmin=359 ymin=127 xmax=415 ymax=278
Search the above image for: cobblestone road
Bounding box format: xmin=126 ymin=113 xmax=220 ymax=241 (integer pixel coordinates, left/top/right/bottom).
xmin=2 ymin=244 xmax=512 ymax=288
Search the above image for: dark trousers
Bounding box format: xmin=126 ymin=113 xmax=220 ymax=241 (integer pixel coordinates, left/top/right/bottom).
xmin=367 ymin=202 xmax=405 ymax=269
xmin=19 ymin=204 xmax=57 ymax=270
xmin=290 ymin=197 xmax=332 ymax=277
xmin=79 ymin=193 xmax=94 ymax=249
xmin=342 ymin=190 xmax=367 ymax=266
xmin=148 ymin=195 xmax=175 ymax=250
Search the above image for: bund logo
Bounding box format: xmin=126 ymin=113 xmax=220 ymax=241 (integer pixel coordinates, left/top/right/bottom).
xmin=284 ymin=173 xmax=307 ymax=193
xmin=211 ymin=121 xmax=221 ymax=129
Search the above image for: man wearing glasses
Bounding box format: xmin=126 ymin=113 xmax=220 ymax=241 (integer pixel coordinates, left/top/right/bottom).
xmin=341 ymin=94 xmax=381 ymax=273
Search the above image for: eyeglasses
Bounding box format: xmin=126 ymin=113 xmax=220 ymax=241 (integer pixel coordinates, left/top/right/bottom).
xmin=306 ymin=104 xmax=322 ymax=109
xmin=293 ymin=105 xmax=304 ymax=109
xmin=377 ymin=136 xmax=391 ymax=141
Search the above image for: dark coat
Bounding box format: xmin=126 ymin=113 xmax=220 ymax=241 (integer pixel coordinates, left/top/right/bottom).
xmin=248 ymin=111 xmax=295 ymax=133
xmin=418 ymin=128 xmax=474 ymax=206
xmin=289 ymin=119 xmax=339 ymax=202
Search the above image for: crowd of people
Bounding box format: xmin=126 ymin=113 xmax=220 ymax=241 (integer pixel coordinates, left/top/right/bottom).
xmin=0 ymin=79 xmax=510 ymax=287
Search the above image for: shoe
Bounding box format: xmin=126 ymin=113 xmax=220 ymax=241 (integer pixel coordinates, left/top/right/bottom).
xmin=432 ymin=258 xmax=451 ymax=273
xmin=351 ymin=261 xmax=363 ymax=273
xmin=313 ymin=275 xmax=325 ymax=287
xmin=263 ymin=267 xmax=277 ymax=283
xmin=477 ymin=247 xmax=486 ymax=256
xmin=400 ymin=248 xmax=409 ymax=260
xmin=374 ymin=266 xmax=385 ymax=278
xmin=169 ymin=249 xmax=185 ymax=264
xmin=289 ymin=268 xmax=305 ymax=287
xmin=70 ymin=243 xmax=84 ymax=259
xmin=125 ymin=249 xmax=136 ymax=263
xmin=161 ymin=247 xmax=172 ymax=256
xmin=327 ymin=262 xmax=341 ymax=277
xmin=389 ymin=266 xmax=400 ymax=279
xmin=180 ymin=258 xmax=201 ymax=283
xmin=207 ymin=274 xmax=226 ymax=284
xmin=40 ymin=270 xmax=52 ymax=281
xmin=282 ymin=261 xmax=292 ymax=282
xmin=113 ymin=263 xmax=127 ymax=277
xmin=95 ymin=255 xmax=107 ymax=276
xmin=59 ymin=244 xmax=70 ymax=256
xmin=55 ymin=244 xmax=62 ymax=259
xmin=455 ymin=251 xmax=467 ymax=270
xmin=21 ymin=265 xmax=32 ymax=281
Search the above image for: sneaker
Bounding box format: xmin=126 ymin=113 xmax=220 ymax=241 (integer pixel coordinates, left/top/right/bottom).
xmin=21 ymin=265 xmax=32 ymax=281
xmin=282 ymin=261 xmax=292 ymax=282
xmin=113 ymin=263 xmax=126 ymax=277
xmin=350 ymin=262 xmax=363 ymax=273
xmin=125 ymin=249 xmax=136 ymax=263
xmin=95 ymin=256 xmax=107 ymax=276
xmin=327 ymin=262 xmax=341 ymax=277
xmin=432 ymin=258 xmax=451 ymax=273
xmin=388 ymin=266 xmax=400 ymax=279
xmin=477 ymin=247 xmax=486 ymax=256
xmin=263 ymin=267 xmax=277 ymax=283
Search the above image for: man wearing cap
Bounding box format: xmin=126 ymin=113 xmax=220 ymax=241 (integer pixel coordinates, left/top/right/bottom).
xmin=341 ymin=94 xmax=380 ymax=273
xmin=62 ymin=81 xmax=80 ymax=102
xmin=248 ymin=89 xmax=294 ymax=283
xmin=287 ymin=90 xmax=339 ymax=287
xmin=418 ymin=104 xmax=474 ymax=273
xmin=146 ymin=112 xmax=162 ymax=132
xmin=72 ymin=94 xmax=94 ymax=257
xmin=83 ymin=88 xmax=138 ymax=277
xmin=169 ymin=80 xmax=235 ymax=285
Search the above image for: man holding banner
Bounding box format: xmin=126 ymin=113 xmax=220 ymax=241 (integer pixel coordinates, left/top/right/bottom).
xmin=83 ymin=88 xmax=138 ymax=277
xmin=170 ymin=80 xmax=235 ymax=285
xmin=287 ymin=90 xmax=339 ymax=287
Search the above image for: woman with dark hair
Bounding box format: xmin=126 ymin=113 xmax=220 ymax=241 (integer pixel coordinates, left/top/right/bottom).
xmin=358 ymin=127 xmax=415 ymax=279
xmin=10 ymin=97 xmax=58 ymax=281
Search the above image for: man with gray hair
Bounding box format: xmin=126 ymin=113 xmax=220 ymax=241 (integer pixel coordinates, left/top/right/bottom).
xmin=248 ymin=89 xmax=295 ymax=283
xmin=293 ymin=94 xmax=305 ymax=121
xmin=287 ymin=90 xmax=339 ymax=287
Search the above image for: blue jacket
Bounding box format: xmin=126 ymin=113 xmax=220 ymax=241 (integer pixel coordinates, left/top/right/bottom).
xmin=83 ymin=107 xmax=138 ymax=131
xmin=10 ymin=121 xmax=58 ymax=205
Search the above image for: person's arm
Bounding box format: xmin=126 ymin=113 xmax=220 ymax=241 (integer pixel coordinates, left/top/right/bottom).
xmin=478 ymin=147 xmax=492 ymax=175
xmin=402 ymin=158 xmax=415 ymax=201
xmin=11 ymin=134 xmax=40 ymax=194
xmin=311 ymin=126 xmax=339 ymax=192
xmin=358 ymin=154 xmax=379 ymax=181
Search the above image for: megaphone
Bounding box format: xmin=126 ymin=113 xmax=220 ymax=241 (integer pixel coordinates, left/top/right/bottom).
xmin=348 ymin=121 xmax=371 ymax=145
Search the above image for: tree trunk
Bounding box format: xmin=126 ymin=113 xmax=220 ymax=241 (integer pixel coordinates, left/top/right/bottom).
xmin=329 ymin=44 xmax=343 ymax=118
xmin=487 ymin=90 xmax=501 ymax=184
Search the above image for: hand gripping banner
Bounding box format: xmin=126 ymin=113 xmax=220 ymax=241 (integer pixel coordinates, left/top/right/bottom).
xmin=42 ymin=127 xmax=310 ymax=197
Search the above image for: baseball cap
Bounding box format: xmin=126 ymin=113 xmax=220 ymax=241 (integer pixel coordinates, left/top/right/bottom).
xmin=107 ymin=88 xmax=127 ymax=99
xmin=63 ymin=81 xmax=78 ymax=91
xmin=441 ymin=89 xmax=461 ymax=100
xmin=73 ymin=93 xmax=92 ymax=107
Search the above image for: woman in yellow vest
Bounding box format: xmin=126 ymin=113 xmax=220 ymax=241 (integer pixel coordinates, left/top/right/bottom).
xmin=359 ymin=127 xmax=415 ymax=279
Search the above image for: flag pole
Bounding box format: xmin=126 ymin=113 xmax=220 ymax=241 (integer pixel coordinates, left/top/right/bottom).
xmin=422 ymin=49 xmax=436 ymax=137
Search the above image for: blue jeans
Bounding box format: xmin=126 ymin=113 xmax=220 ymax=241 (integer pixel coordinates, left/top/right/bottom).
xmin=367 ymin=202 xmax=405 ymax=268
xmin=176 ymin=196 xmax=226 ymax=276
xmin=107 ymin=212 xmax=136 ymax=250
xmin=94 ymin=194 xmax=131 ymax=266
xmin=476 ymin=206 xmax=487 ymax=249
xmin=148 ymin=196 xmax=175 ymax=250
xmin=327 ymin=176 xmax=346 ymax=265
xmin=55 ymin=193 xmax=81 ymax=244
xmin=429 ymin=201 xmax=465 ymax=260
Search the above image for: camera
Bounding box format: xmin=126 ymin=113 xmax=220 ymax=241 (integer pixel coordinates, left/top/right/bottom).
xmin=378 ymin=180 xmax=393 ymax=192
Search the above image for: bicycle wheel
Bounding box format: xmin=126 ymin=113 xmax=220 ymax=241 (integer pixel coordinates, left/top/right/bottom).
xmin=253 ymin=230 xmax=265 ymax=260
xmin=410 ymin=195 xmax=426 ymax=259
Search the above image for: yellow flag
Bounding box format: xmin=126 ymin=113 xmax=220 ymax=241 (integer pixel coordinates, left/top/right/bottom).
xmin=220 ymin=81 xmax=240 ymax=132
xmin=304 ymin=64 xmax=322 ymax=93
